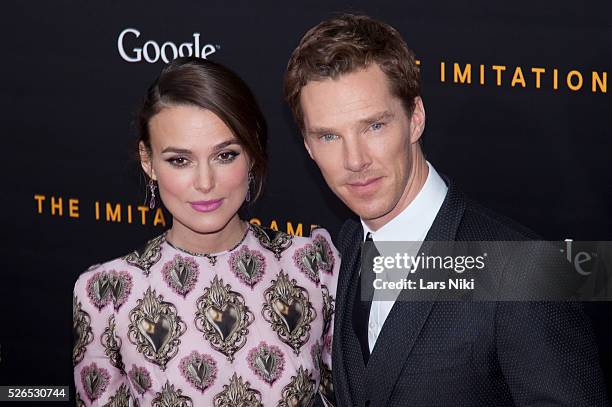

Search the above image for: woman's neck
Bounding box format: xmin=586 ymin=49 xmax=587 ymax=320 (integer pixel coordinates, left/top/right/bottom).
xmin=166 ymin=214 xmax=248 ymax=254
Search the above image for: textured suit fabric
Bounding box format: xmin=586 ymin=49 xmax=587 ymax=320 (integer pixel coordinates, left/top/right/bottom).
xmin=331 ymin=179 xmax=609 ymax=407
xmin=353 ymin=233 xmax=378 ymax=363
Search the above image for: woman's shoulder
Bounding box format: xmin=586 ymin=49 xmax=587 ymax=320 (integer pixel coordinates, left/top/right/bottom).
xmin=249 ymin=224 xmax=340 ymax=287
xmin=249 ymin=223 xmax=338 ymax=256
xmin=73 ymin=233 xmax=167 ymax=297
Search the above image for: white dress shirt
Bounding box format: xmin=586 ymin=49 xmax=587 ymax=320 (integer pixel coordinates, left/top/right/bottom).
xmin=361 ymin=161 xmax=448 ymax=352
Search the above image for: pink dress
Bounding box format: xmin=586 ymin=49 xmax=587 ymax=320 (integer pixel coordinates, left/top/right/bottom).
xmin=73 ymin=224 xmax=338 ymax=406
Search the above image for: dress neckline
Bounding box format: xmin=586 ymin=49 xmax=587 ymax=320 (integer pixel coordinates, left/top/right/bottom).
xmin=163 ymin=222 xmax=252 ymax=259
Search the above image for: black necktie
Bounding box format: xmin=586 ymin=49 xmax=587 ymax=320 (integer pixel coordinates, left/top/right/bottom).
xmin=353 ymin=232 xmax=379 ymax=364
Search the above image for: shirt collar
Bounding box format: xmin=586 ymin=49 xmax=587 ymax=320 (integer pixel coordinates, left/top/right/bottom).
xmin=361 ymin=161 xmax=448 ymax=242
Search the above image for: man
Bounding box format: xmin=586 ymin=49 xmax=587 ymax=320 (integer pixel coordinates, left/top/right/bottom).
xmin=283 ymin=14 xmax=608 ymax=406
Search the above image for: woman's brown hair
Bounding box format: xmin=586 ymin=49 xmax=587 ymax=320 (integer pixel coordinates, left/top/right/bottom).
xmin=138 ymin=57 xmax=268 ymax=201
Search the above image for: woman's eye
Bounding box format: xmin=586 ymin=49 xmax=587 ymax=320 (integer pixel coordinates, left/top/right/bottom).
xmin=217 ymin=151 xmax=239 ymax=163
xmin=167 ymin=157 xmax=190 ymax=167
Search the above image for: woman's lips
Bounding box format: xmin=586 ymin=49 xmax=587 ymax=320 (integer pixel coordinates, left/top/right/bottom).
xmin=189 ymin=199 xmax=223 ymax=212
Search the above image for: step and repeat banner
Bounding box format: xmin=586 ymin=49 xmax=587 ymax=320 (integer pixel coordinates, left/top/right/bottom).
xmin=2 ymin=0 xmax=611 ymax=402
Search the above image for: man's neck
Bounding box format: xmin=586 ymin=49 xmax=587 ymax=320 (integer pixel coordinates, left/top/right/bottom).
xmin=364 ymin=153 xmax=429 ymax=232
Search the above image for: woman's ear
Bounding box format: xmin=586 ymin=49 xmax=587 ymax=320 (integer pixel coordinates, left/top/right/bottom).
xmin=139 ymin=141 xmax=156 ymax=180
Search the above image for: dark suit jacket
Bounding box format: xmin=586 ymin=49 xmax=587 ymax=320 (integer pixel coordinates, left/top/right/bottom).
xmin=331 ymin=180 xmax=608 ymax=407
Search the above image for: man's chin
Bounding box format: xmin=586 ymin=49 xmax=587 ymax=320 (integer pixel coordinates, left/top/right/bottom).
xmin=346 ymin=203 xmax=390 ymax=223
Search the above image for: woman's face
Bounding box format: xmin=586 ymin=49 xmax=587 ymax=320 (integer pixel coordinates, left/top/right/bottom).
xmin=142 ymin=104 xmax=249 ymax=235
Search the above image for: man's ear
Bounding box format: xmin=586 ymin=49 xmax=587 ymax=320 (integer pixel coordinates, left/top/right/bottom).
xmin=303 ymin=136 xmax=314 ymax=160
xmin=139 ymin=141 xmax=156 ymax=180
xmin=409 ymin=97 xmax=426 ymax=144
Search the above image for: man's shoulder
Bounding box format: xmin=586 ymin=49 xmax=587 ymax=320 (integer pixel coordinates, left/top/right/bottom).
xmin=458 ymin=196 xmax=541 ymax=241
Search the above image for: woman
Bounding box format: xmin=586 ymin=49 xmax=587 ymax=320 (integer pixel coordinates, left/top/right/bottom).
xmin=73 ymin=57 xmax=338 ymax=406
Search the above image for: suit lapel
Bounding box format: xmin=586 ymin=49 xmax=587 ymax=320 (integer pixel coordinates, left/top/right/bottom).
xmin=363 ymin=180 xmax=467 ymax=406
xmin=332 ymin=219 xmax=366 ymax=406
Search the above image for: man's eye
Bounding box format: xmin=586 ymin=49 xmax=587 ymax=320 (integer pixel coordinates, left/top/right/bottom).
xmin=217 ymin=151 xmax=239 ymax=163
xmin=370 ymin=122 xmax=385 ymax=131
xmin=167 ymin=157 xmax=189 ymax=167
xmin=320 ymin=134 xmax=338 ymax=142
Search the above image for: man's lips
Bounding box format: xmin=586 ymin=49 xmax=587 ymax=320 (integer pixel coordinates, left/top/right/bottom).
xmin=346 ymin=177 xmax=382 ymax=193
xmin=189 ymin=199 xmax=223 ymax=212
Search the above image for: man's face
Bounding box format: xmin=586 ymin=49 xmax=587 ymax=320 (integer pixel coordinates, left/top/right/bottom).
xmin=300 ymin=64 xmax=425 ymax=229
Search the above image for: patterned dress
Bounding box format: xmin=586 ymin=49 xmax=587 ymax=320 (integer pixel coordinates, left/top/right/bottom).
xmin=73 ymin=224 xmax=338 ymax=406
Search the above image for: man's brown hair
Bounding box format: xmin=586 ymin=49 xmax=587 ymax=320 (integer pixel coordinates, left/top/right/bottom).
xmin=283 ymin=14 xmax=421 ymax=131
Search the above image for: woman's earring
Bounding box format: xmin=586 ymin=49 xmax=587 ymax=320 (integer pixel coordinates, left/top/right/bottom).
xmin=149 ymin=179 xmax=157 ymax=209
xmin=245 ymin=171 xmax=254 ymax=202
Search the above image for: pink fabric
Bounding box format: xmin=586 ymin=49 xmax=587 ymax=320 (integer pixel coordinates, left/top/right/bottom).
xmin=73 ymin=226 xmax=338 ymax=406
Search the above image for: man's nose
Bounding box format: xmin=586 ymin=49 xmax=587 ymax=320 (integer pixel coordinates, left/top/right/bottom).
xmin=344 ymin=136 xmax=371 ymax=172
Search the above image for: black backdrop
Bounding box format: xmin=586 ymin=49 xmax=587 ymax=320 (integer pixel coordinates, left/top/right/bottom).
xmin=2 ymin=0 xmax=611 ymax=403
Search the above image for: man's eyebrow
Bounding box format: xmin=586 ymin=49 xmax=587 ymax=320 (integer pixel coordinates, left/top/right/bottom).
xmin=160 ymin=139 xmax=240 ymax=154
xmin=358 ymin=111 xmax=395 ymax=126
xmin=306 ymin=126 xmax=336 ymax=137
xmin=305 ymin=111 xmax=395 ymax=137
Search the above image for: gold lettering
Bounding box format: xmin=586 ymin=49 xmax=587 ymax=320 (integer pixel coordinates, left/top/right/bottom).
xmin=492 ymin=65 xmax=506 ymax=86
xmin=153 ymin=208 xmax=166 ymax=227
xmin=269 ymin=220 xmax=279 ymax=231
xmin=106 ymin=203 xmax=121 ymax=222
xmin=50 ymin=196 xmax=63 ymax=216
xmin=531 ymin=67 xmax=545 ymax=89
xmin=127 ymin=205 xmax=132 ymax=224
xmin=440 ymin=62 xmax=445 ymax=82
xmin=553 ymin=69 xmax=559 ymax=90
xmin=95 ymin=201 xmax=100 ymax=220
xmin=310 ymin=224 xmax=319 ymax=233
xmin=249 ymin=218 xmax=262 ymax=226
xmin=511 ymin=67 xmax=526 ymax=87
xmin=34 ymin=194 xmax=45 ymax=214
xmin=68 ymin=198 xmax=79 ymax=218
xmin=567 ymin=70 xmax=583 ymax=91
xmin=137 ymin=206 xmax=149 ymax=225
xmin=453 ymin=63 xmax=471 ymax=84
xmin=479 ymin=64 xmax=485 ymax=85
xmin=592 ymin=71 xmax=607 ymax=93
xmin=287 ymin=222 xmax=303 ymax=237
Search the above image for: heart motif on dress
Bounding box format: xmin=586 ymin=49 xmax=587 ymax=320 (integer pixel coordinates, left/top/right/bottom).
xmin=273 ymin=299 xmax=304 ymax=334
xmin=247 ymin=342 xmax=285 ymax=385
xmin=180 ymin=351 xmax=217 ymax=392
xmin=138 ymin=315 xmax=171 ymax=353
xmin=87 ymin=270 xmax=132 ymax=310
xmin=80 ymin=363 xmax=110 ymax=402
xmin=293 ymin=246 xmax=321 ymax=285
xmin=280 ymin=366 xmax=316 ymax=407
xmin=108 ymin=272 xmax=131 ymax=309
xmin=291 ymin=392 xmax=315 ymax=407
xmin=73 ymin=324 xmax=83 ymax=346
xmin=229 ymin=246 xmax=266 ymax=288
xmin=89 ymin=273 xmax=111 ymax=308
xmin=171 ymin=263 xmax=190 ymax=289
xmin=239 ymin=256 xmax=257 ymax=280
xmin=313 ymin=235 xmax=334 ymax=274
xmin=128 ymin=365 xmax=152 ymax=395
xmin=162 ymin=255 xmax=199 ymax=297
xmin=206 ymin=304 xmax=239 ymax=340
xmin=195 ymin=276 xmax=254 ymax=362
